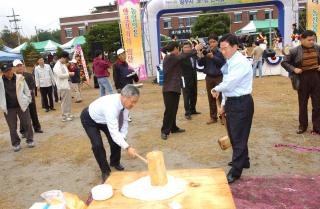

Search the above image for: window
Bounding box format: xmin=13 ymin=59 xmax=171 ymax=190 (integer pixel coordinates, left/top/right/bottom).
xmin=65 ymin=28 xmax=73 ymax=38
xmin=265 ymin=10 xmax=272 ymax=19
xmin=190 ymin=17 xmax=197 ymax=25
xmin=163 ymin=18 xmax=172 ymax=29
xmin=178 ymin=18 xmax=184 ymax=27
xmin=249 ymin=11 xmax=257 ymax=20
xmin=234 ymin=12 xmax=242 ymax=22
xmin=185 ymin=17 xmax=197 ymax=27
xmin=78 ymin=27 xmax=85 ymax=36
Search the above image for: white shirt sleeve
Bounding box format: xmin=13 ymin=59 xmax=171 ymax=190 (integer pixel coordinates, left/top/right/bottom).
xmin=214 ymin=62 xmax=247 ymax=93
xmin=103 ymin=107 xmax=129 ymax=149
xmin=35 ymin=68 xmax=40 ymax=87
xmin=53 ymin=63 xmax=69 ymax=79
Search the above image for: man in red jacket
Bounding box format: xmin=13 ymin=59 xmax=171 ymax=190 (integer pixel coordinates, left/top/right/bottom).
xmin=92 ymin=50 xmax=113 ymax=97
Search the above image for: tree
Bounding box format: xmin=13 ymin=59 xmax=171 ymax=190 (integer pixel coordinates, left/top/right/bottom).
xmin=1 ymin=28 xmax=19 ymax=48
xmin=55 ymin=46 xmax=63 ymax=58
xmin=31 ymin=29 xmax=61 ymax=43
xmin=0 ymin=39 xmax=4 ymax=50
xmin=0 ymin=27 xmax=29 ymax=48
xmin=299 ymin=9 xmax=306 ymax=31
xmin=83 ymin=22 xmax=121 ymax=61
xmin=22 ymin=43 xmax=41 ymax=67
xmin=192 ymin=11 xmax=230 ymax=37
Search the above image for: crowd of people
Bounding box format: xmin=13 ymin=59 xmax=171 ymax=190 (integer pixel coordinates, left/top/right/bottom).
xmin=158 ymin=28 xmax=319 ymax=184
xmin=1 ymin=26 xmax=319 ymax=186
xmin=0 ymin=47 xmax=139 ymax=153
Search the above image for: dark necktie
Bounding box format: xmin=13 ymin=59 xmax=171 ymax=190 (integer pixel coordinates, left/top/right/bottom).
xmin=118 ymin=108 xmax=124 ymax=131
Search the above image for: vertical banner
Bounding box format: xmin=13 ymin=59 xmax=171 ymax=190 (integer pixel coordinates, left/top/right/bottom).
xmin=73 ymin=45 xmax=89 ymax=83
xmin=307 ymin=0 xmax=320 ymax=39
xmin=118 ymin=0 xmax=147 ymax=80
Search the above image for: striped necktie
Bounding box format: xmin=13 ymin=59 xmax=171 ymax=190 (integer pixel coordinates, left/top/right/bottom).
xmin=118 ymin=108 xmax=124 ymax=131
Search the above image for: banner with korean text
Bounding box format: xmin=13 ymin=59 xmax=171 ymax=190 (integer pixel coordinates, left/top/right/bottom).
xmin=307 ymin=0 xmax=320 ymax=39
xmin=118 ymin=0 xmax=147 ymax=80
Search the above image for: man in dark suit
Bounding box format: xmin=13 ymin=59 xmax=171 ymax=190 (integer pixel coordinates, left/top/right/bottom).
xmin=181 ymin=41 xmax=200 ymax=120
xmin=161 ymin=41 xmax=199 ymax=140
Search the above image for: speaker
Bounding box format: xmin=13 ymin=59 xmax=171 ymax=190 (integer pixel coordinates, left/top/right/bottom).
xmin=90 ymin=42 xmax=103 ymax=59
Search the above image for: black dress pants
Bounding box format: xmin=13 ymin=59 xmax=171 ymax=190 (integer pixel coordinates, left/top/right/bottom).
xmin=80 ymin=107 xmax=121 ymax=174
xmin=297 ymin=70 xmax=320 ymax=132
xmin=20 ymin=92 xmax=41 ymax=133
xmin=182 ymin=83 xmax=197 ymax=116
xmin=161 ymin=91 xmax=180 ymax=135
xmin=53 ymin=85 xmax=59 ymax=102
xmin=225 ymin=94 xmax=254 ymax=177
xmin=40 ymin=86 xmax=54 ymax=110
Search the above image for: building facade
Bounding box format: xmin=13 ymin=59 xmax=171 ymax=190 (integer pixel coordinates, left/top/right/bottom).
xmin=60 ymin=3 xmax=305 ymax=44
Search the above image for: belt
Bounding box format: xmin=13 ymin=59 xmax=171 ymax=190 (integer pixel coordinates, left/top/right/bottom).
xmin=227 ymin=94 xmax=251 ymax=101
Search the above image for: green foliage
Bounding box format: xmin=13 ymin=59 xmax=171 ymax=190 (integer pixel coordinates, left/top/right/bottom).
xmin=31 ymin=29 xmax=61 ymax=43
xmin=22 ymin=43 xmax=41 ymax=67
xmin=0 ymin=39 xmax=4 ymax=50
xmin=55 ymin=47 xmax=63 ymax=58
xmin=83 ymin=22 xmax=121 ymax=61
xmin=299 ymin=9 xmax=306 ymax=31
xmin=192 ymin=11 xmax=230 ymax=37
xmin=1 ymin=28 xmax=19 ymax=48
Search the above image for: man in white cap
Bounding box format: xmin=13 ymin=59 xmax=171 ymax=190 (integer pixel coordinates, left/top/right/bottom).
xmin=113 ymin=48 xmax=139 ymax=92
xmin=13 ymin=59 xmax=43 ymax=134
xmin=69 ymin=58 xmax=82 ymax=103
xmin=0 ymin=63 xmax=35 ymax=152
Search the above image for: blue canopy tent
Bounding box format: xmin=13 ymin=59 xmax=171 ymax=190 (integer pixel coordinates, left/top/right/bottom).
xmin=0 ymin=50 xmax=23 ymax=62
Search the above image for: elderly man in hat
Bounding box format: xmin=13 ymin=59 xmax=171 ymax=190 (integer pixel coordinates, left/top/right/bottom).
xmin=13 ymin=59 xmax=43 ymax=135
xmin=0 ymin=63 xmax=35 ymax=152
xmin=113 ymin=48 xmax=139 ymax=93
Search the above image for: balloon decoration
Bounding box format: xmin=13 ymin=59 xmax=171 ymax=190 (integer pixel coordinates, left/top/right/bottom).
xmin=266 ymin=56 xmax=283 ymax=65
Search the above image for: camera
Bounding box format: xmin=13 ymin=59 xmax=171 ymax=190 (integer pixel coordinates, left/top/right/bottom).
xmin=201 ymin=45 xmax=210 ymax=55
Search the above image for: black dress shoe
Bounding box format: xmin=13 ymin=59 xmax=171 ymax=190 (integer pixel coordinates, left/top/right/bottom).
xmin=101 ymin=172 xmax=110 ymax=183
xmin=50 ymin=108 xmax=56 ymax=111
xmin=171 ymin=128 xmax=186 ymax=133
xmin=191 ymin=111 xmax=201 ymax=115
xmin=185 ymin=115 xmax=192 ymax=120
xmin=111 ymin=164 xmax=125 ymax=171
xmin=228 ymin=161 xmax=250 ymax=169
xmin=227 ymin=173 xmax=239 ymax=184
xmin=35 ymin=129 xmax=43 ymax=133
xmin=296 ymin=128 xmax=307 ymax=134
xmin=161 ymin=133 xmax=168 ymax=140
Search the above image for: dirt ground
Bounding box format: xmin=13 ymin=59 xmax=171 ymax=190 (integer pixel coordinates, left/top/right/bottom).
xmin=0 ymin=76 xmax=319 ymax=209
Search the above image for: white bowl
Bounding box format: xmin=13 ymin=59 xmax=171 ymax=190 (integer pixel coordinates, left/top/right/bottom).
xmin=91 ymin=184 xmax=113 ymax=201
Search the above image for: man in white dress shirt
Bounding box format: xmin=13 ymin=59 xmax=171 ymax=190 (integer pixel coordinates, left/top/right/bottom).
xmin=80 ymin=84 xmax=138 ymax=182
xmin=211 ymin=34 xmax=254 ymax=184
xmin=34 ymin=57 xmax=56 ymax=112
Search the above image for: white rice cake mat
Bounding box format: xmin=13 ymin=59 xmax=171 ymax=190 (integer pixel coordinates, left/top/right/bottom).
xmin=122 ymin=175 xmax=186 ymax=201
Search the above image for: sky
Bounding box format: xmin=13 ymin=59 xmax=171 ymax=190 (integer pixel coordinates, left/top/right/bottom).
xmin=0 ymin=0 xmax=115 ymax=38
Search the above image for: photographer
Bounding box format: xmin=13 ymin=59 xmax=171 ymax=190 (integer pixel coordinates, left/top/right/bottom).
xmin=197 ymin=34 xmax=226 ymax=124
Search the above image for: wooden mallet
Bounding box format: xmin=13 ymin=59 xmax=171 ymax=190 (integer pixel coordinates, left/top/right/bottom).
xmin=216 ymin=99 xmax=232 ymax=150
xmin=135 ymin=151 xmax=168 ymax=186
